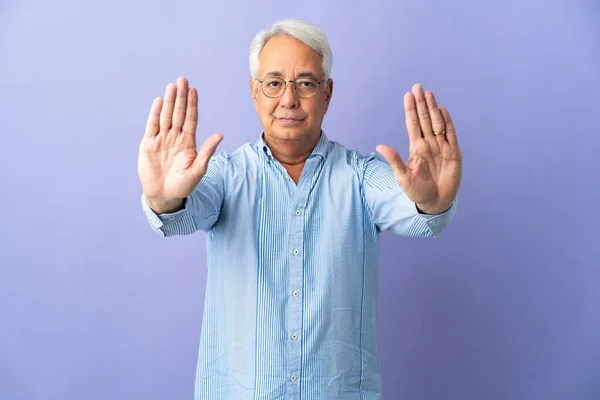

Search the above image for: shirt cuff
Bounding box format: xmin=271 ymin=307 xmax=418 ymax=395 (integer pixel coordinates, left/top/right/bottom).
xmin=415 ymin=197 xmax=458 ymax=238
xmin=141 ymin=194 xmax=197 ymax=237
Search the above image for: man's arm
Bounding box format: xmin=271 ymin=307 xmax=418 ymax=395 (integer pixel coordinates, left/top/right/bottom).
xmin=361 ymin=153 xmax=457 ymax=238
xmin=372 ymin=83 xmax=462 ymax=235
xmin=141 ymin=152 xmax=227 ymax=237
xmin=137 ymin=76 xmax=225 ymax=237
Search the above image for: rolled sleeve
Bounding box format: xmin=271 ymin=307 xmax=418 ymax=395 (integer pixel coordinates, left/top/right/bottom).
xmin=416 ymin=198 xmax=458 ymax=237
xmin=141 ymin=195 xmax=200 ymax=237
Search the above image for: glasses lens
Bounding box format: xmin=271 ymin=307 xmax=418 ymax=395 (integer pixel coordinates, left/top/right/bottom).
xmin=294 ymin=79 xmax=319 ymax=98
xmin=262 ymin=77 xmax=285 ymax=97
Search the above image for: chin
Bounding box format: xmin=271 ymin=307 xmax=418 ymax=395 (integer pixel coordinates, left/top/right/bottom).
xmin=270 ymin=126 xmax=310 ymax=141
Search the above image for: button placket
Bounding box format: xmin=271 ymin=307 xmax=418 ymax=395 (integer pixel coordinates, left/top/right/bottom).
xmin=285 ymin=156 xmax=322 ymax=393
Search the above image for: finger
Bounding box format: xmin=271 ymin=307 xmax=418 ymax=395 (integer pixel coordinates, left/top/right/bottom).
xmin=144 ymin=97 xmax=163 ymax=138
xmin=159 ymin=83 xmax=176 ymax=132
xmin=425 ymin=91 xmax=447 ymax=141
xmin=192 ymin=133 xmax=224 ymax=177
xmin=440 ymin=107 xmax=458 ymax=146
xmin=404 ymin=93 xmax=422 ymax=143
xmin=172 ymin=77 xmax=189 ymax=132
xmin=375 ymin=144 xmax=407 ymax=183
xmin=412 ymin=83 xmax=434 ymax=137
xmin=183 ymin=87 xmax=198 ymax=139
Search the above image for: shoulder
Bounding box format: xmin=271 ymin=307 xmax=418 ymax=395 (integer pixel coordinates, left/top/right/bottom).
xmin=327 ymin=139 xmax=387 ymax=176
xmin=327 ymin=139 xmax=397 ymax=190
xmin=204 ymin=140 xmax=263 ymax=185
xmin=209 ymin=140 xmax=260 ymax=168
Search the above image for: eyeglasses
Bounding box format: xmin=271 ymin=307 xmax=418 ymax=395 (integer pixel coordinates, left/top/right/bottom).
xmin=256 ymin=76 xmax=325 ymax=99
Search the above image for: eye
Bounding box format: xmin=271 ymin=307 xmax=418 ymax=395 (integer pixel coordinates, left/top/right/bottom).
xmin=266 ymin=80 xmax=281 ymax=88
xmin=298 ymin=80 xmax=316 ymax=88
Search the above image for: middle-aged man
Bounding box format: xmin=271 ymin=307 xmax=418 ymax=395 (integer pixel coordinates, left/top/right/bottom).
xmin=139 ymin=18 xmax=462 ymax=400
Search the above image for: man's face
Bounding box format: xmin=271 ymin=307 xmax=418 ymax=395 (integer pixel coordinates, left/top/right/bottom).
xmin=250 ymin=35 xmax=333 ymax=146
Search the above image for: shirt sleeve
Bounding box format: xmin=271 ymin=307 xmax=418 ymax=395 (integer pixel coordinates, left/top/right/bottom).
xmin=360 ymin=152 xmax=458 ymax=238
xmin=141 ymin=152 xmax=228 ymax=237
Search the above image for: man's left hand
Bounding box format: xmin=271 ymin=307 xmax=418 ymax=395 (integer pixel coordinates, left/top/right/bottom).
xmin=376 ymin=83 xmax=462 ymax=215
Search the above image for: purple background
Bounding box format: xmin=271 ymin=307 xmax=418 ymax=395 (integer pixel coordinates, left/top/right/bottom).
xmin=1 ymin=0 xmax=598 ymax=399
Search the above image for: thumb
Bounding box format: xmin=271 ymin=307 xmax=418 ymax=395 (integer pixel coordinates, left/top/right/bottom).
xmin=376 ymin=144 xmax=407 ymax=182
xmin=192 ymin=133 xmax=224 ymax=178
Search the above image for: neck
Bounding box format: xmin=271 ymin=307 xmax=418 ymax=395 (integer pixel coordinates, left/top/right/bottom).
xmin=263 ymin=131 xmax=321 ymax=167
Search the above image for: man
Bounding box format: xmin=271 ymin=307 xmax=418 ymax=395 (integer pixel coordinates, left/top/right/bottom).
xmin=139 ymin=18 xmax=461 ymax=400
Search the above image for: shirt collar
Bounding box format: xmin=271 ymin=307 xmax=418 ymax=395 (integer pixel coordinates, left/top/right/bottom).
xmin=259 ymin=130 xmax=330 ymax=162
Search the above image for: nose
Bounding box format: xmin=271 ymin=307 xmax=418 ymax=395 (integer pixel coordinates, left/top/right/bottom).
xmin=279 ymin=81 xmax=299 ymax=109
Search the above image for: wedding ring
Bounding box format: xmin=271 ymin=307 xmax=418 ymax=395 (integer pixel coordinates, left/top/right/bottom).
xmin=434 ymin=130 xmax=446 ymax=135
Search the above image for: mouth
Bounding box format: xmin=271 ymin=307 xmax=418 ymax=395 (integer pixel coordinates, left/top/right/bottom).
xmin=276 ymin=117 xmax=306 ymax=126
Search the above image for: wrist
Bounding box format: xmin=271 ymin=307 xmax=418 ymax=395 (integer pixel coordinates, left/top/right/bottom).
xmin=416 ymin=202 xmax=451 ymax=215
xmin=146 ymin=196 xmax=185 ymax=214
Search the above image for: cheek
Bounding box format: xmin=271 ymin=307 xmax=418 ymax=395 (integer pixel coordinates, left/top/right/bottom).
xmin=306 ymin=102 xmax=326 ymax=121
xmin=259 ymin=100 xmax=277 ymax=118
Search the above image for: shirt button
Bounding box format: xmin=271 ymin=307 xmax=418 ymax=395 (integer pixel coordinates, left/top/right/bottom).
xmin=295 ymin=210 xmax=301 ymax=216
xmin=291 ymin=333 xmax=298 ymax=340
xmin=168 ymin=216 xmax=174 ymax=221
xmin=293 ymin=249 xmax=299 ymax=255
xmin=290 ymin=375 xmax=297 ymax=382
xmin=293 ymin=291 xmax=300 ymax=297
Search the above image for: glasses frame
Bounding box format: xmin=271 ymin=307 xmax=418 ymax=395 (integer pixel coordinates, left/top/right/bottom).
xmin=256 ymin=76 xmax=327 ymax=99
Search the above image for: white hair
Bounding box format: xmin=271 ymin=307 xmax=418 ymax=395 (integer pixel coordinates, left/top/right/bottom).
xmin=249 ymin=18 xmax=332 ymax=80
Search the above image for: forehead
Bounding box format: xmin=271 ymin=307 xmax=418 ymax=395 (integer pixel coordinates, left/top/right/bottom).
xmin=258 ymin=35 xmax=323 ymax=77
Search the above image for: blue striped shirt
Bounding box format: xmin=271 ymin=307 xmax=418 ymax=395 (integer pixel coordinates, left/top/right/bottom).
xmin=141 ymin=131 xmax=457 ymax=399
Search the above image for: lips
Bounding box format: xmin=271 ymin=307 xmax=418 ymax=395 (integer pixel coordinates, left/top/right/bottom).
xmin=277 ymin=116 xmax=305 ymax=126
xmin=276 ymin=116 xmax=305 ymax=121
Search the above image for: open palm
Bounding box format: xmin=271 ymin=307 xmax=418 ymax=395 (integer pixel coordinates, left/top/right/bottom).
xmin=376 ymin=84 xmax=462 ymax=215
xmin=138 ymin=77 xmax=222 ymax=213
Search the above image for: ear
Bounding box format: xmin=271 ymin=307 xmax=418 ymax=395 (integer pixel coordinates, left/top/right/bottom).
xmin=249 ymin=78 xmax=260 ymax=107
xmin=324 ymin=78 xmax=334 ymax=113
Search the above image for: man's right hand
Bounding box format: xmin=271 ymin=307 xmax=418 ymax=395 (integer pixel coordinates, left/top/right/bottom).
xmin=138 ymin=77 xmax=223 ymax=214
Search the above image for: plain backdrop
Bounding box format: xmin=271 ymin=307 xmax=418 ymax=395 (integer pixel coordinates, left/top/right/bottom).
xmin=0 ymin=0 xmax=598 ymax=399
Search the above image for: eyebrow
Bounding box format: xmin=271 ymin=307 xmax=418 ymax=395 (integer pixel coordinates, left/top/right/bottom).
xmin=263 ymin=71 xmax=321 ymax=80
